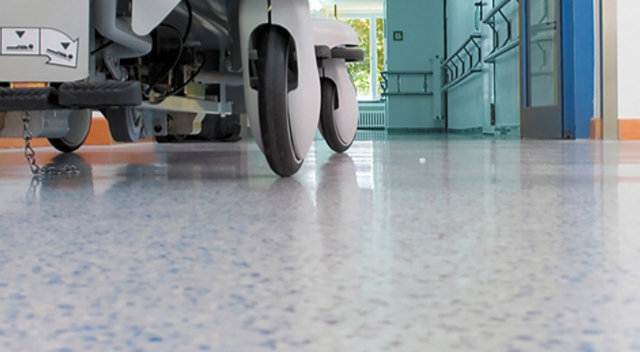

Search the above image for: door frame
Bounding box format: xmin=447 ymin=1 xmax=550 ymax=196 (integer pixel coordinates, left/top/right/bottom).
xmin=520 ymin=0 xmax=564 ymax=139
xmin=601 ymin=0 xmax=618 ymax=139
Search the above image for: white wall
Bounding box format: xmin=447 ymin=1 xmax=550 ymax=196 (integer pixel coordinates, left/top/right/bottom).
xmin=617 ymin=0 xmax=640 ymax=119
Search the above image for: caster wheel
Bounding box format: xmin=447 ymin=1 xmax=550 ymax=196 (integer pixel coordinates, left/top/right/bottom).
xmin=195 ymin=115 xmax=218 ymax=140
xmin=211 ymin=115 xmax=242 ymax=142
xmin=48 ymin=109 xmax=92 ymax=153
xmin=319 ymin=78 xmax=356 ymax=153
xmin=101 ymin=106 xmax=142 ymax=142
xmin=193 ymin=115 xmax=242 ymax=142
xmin=257 ymin=27 xmax=303 ymax=177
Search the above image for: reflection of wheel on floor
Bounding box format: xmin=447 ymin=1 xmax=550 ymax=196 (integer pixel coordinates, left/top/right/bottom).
xmin=48 ymin=109 xmax=92 ymax=153
xmin=319 ymin=78 xmax=354 ymax=153
xmin=257 ymin=27 xmax=302 ymax=177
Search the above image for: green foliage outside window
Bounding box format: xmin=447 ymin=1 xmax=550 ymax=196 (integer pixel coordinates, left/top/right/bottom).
xmin=342 ymin=18 xmax=386 ymax=99
xmin=376 ymin=18 xmax=385 ymax=98
xmin=342 ymin=18 xmax=371 ymax=97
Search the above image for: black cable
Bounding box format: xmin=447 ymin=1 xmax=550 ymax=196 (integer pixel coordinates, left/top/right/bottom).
xmin=143 ymin=0 xmax=194 ymax=100
xmin=144 ymin=23 xmax=184 ymax=96
xmin=182 ymin=0 xmax=193 ymax=43
xmin=90 ymin=40 xmax=114 ymax=55
xmin=149 ymin=53 xmax=206 ymax=105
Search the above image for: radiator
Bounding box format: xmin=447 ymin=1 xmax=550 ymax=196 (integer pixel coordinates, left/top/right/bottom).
xmin=358 ymin=110 xmax=386 ymax=129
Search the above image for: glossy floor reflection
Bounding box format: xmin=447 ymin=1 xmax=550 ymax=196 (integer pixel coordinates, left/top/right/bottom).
xmin=1 ymin=136 xmax=640 ymax=352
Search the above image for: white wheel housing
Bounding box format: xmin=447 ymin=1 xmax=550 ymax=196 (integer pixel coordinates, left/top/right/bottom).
xmin=239 ymin=0 xmax=321 ymax=159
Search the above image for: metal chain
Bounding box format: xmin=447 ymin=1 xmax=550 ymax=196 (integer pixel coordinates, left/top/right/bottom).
xmin=22 ymin=112 xmax=80 ymax=176
xmin=22 ymin=112 xmax=41 ymax=175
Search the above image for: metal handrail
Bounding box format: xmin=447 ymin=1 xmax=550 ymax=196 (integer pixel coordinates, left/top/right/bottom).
xmin=441 ymin=33 xmax=482 ymax=67
xmin=483 ymin=0 xmax=516 ymax=25
xmin=484 ymin=40 xmax=518 ymax=63
xmin=483 ymin=0 xmax=520 ymax=63
xmin=381 ymin=71 xmax=434 ymax=96
xmin=441 ymin=33 xmax=482 ymax=91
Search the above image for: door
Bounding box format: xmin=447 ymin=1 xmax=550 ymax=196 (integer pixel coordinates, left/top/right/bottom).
xmin=520 ymin=0 xmax=563 ymax=139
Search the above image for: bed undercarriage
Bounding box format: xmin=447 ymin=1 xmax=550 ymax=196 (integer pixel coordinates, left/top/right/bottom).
xmin=0 ymin=0 xmax=364 ymax=176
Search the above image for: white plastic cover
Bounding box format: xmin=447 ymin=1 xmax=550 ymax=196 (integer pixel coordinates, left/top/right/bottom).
xmin=132 ymin=0 xmax=181 ymax=36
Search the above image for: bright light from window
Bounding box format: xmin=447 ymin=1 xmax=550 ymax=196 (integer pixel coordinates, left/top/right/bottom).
xmin=309 ymin=0 xmax=325 ymax=12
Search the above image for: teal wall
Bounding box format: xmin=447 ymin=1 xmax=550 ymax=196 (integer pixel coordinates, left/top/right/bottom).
xmin=384 ymin=0 xmax=593 ymax=136
xmin=490 ymin=1 xmax=520 ymax=131
xmin=384 ymin=0 xmax=444 ymax=129
xmin=445 ymin=0 xmax=520 ymax=133
xmin=494 ymin=49 xmax=520 ymax=130
xmin=384 ymin=0 xmax=520 ymax=133
xmin=445 ymin=0 xmax=488 ymax=132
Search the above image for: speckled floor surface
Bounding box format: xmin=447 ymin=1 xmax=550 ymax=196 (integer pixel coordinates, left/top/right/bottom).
xmin=0 ymin=135 xmax=640 ymax=352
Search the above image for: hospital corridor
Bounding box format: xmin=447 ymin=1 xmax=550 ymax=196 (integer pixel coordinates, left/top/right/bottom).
xmin=0 ymin=0 xmax=639 ymax=351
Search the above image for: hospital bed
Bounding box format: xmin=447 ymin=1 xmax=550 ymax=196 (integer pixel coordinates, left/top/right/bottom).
xmin=0 ymin=0 xmax=364 ymax=176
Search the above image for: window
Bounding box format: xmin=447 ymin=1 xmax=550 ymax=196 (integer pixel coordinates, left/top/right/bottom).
xmin=340 ymin=17 xmax=386 ymax=101
xmin=342 ymin=18 xmax=372 ymax=98
xmin=310 ymin=2 xmax=386 ymax=101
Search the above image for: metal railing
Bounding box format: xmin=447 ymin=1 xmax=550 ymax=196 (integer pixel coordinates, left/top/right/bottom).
xmin=441 ymin=33 xmax=482 ymax=91
xmin=381 ymin=71 xmax=434 ymax=96
xmin=483 ymin=0 xmax=520 ymax=63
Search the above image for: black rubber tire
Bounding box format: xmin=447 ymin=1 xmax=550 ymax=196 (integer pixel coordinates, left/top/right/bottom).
xmin=101 ymin=107 xmax=142 ymax=142
xmin=48 ymin=110 xmax=92 ymax=153
xmin=195 ymin=115 xmax=242 ymax=142
xmin=257 ymin=27 xmax=302 ymax=177
xmin=319 ymin=78 xmax=353 ymax=153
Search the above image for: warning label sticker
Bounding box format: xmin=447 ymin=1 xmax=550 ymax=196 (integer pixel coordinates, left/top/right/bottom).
xmin=1 ymin=27 xmax=79 ymax=68
xmin=1 ymin=28 xmax=39 ymax=55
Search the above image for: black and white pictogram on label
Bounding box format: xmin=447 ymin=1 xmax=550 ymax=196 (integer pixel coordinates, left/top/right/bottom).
xmin=40 ymin=28 xmax=79 ymax=67
xmin=1 ymin=28 xmax=39 ymax=55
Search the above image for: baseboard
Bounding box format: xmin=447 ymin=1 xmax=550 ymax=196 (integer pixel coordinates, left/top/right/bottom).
xmin=493 ymin=125 xmax=520 ymax=136
xmin=447 ymin=127 xmax=483 ymax=134
xmin=590 ymin=117 xmax=603 ymax=139
xmin=0 ymin=138 xmax=50 ymax=149
xmin=387 ymin=128 xmax=446 ymax=134
xmin=619 ymin=119 xmax=640 ymax=140
xmin=84 ymin=116 xmax=116 ymax=146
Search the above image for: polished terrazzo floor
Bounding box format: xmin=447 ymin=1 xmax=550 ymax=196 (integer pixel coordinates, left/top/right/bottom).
xmin=0 ymin=135 xmax=639 ymax=352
